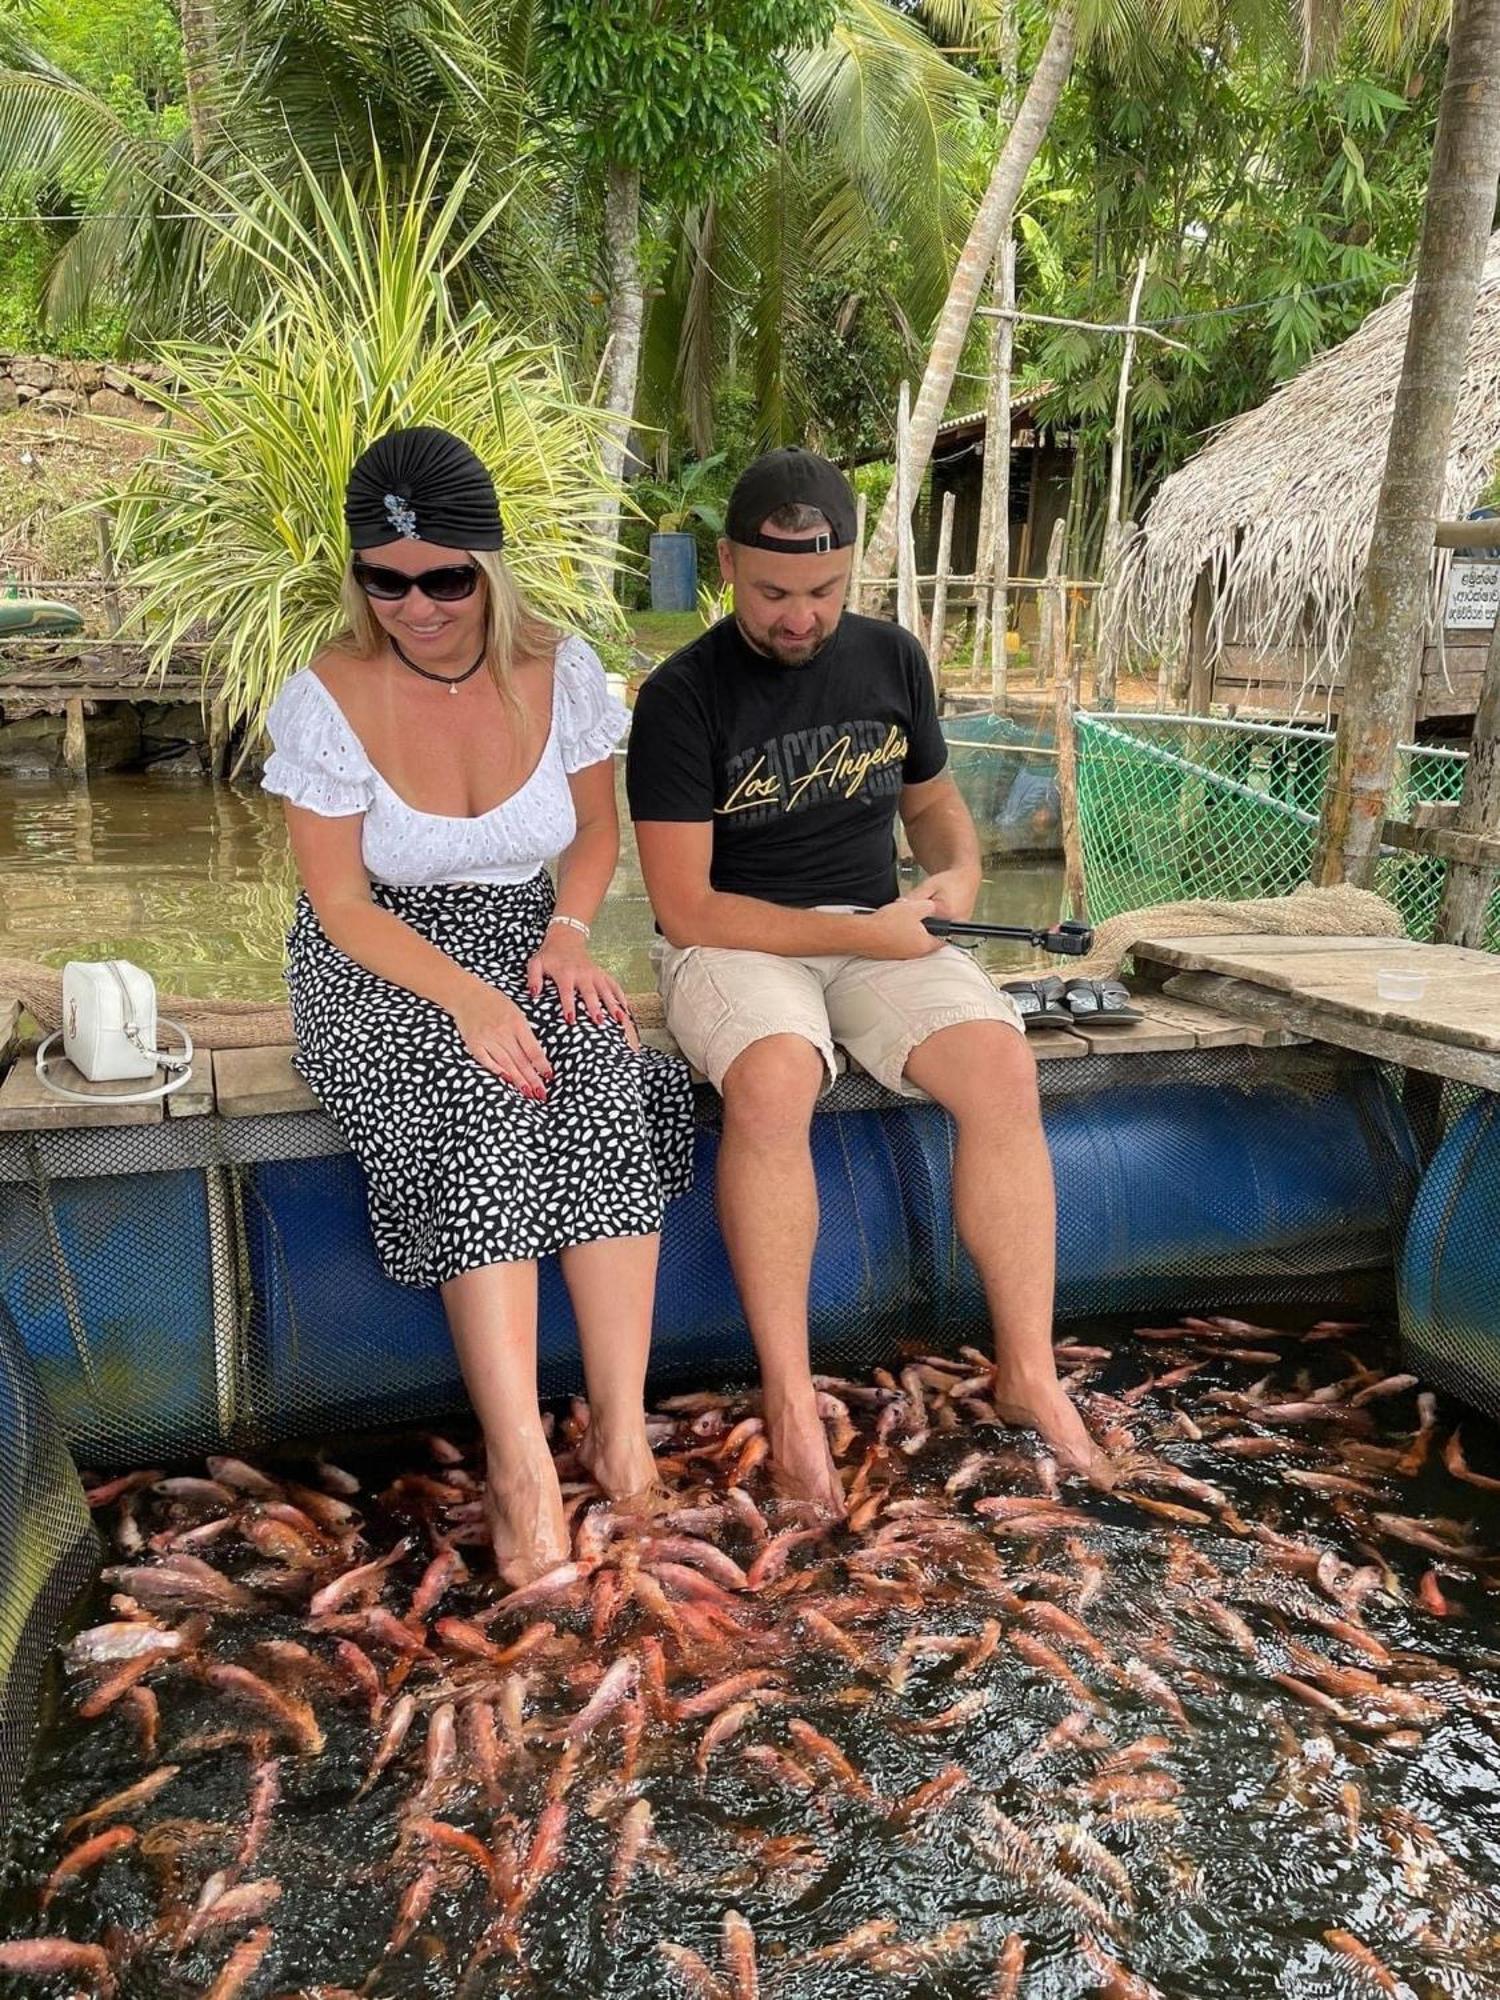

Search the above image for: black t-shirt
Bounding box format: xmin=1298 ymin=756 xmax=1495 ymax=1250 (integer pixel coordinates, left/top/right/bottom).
xmin=625 ymin=612 xmax=948 ymax=910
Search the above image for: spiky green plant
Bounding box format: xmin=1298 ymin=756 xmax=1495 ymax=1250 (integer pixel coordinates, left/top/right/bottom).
xmin=105 ymin=146 xmax=622 ymax=730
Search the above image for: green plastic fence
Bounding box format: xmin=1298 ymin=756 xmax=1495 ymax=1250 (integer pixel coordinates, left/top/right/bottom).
xmin=1074 ymin=712 xmax=1494 ymax=948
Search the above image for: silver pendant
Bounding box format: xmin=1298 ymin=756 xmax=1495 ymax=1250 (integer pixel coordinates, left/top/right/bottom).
xmin=449 ymin=682 xmax=458 ymax=695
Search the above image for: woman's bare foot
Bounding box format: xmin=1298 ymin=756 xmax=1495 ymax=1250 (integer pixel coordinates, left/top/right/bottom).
xmin=576 ymin=1418 xmax=665 ymax=1513
xmin=764 ymin=1393 xmax=846 ymax=1519
xmin=484 ymin=1433 xmax=570 ymax=1588
xmin=992 ymin=1371 xmax=1117 ymax=1490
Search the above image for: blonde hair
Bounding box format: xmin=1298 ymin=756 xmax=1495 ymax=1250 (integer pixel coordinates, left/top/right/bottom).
xmin=339 ymin=549 xmax=558 ymax=721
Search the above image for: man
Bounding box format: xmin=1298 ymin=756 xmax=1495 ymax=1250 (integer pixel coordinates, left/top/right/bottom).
xmin=626 ymin=446 xmax=1109 ymax=1512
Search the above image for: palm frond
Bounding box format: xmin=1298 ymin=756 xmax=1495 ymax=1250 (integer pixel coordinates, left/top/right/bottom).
xmin=103 ymin=150 xmax=623 ymax=728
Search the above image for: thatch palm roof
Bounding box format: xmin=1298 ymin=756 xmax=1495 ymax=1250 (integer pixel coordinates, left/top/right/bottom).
xmin=1117 ymin=233 xmax=1500 ymax=683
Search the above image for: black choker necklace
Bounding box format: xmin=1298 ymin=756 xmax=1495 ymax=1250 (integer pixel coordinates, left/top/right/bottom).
xmin=391 ymin=638 xmax=486 ymax=694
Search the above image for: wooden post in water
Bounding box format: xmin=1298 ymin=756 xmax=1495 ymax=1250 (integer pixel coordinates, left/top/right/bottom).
xmin=1435 ymin=612 xmax=1500 ymax=946
xmin=928 ymin=489 xmax=957 ymax=676
xmin=207 ymin=698 xmax=231 ymax=780
xmin=1046 ymin=519 xmax=1087 ymax=919
xmin=62 ymin=698 xmax=88 ymax=782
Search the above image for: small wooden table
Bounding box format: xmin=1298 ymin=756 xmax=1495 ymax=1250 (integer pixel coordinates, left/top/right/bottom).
xmin=1131 ymin=933 xmax=1500 ymax=1093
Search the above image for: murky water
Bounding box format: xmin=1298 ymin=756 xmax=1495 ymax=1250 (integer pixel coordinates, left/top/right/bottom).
xmin=0 ymin=769 xmax=1063 ymax=1001
xmin=7 ymin=1316 xmax=1500 ymax=1998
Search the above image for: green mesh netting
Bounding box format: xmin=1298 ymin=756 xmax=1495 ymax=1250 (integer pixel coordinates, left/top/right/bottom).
xmin=942 ymin=711 xmax=1060 ymax=856
xmin=1074 ymin=712 xmax=1489 ymax=946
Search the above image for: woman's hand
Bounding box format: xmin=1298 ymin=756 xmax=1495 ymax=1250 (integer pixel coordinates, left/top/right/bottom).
xmin=526 ymin=924 xmax=640 ymax=1049
xmin=452 ymin=983 xmax=555 ymax=1099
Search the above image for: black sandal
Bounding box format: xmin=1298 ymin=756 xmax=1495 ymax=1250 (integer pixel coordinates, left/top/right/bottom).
xmin=1001 ymin=976 xmax=1072 ymax=1030
xmin=1062 ymin=977 xmax=1144 ymax=1025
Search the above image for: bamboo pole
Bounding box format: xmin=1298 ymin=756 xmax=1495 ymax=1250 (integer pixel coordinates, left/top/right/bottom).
xmin=895 ymin=381 xmax=926 ymax=649
xmin=929 ymin=490 xmax=957 ymax=672
xmin=1096 ymin=253 xmax=1149 ymax=713
xmin=1435 ymin=611 xmax=1500 ymax=945
xmin=1044 ymin=519 xmax=1087 ymax=919
xmin=848 ymin=490 xmax=867 ymax=612
xmin=974 ymin=305 xmax=1192 ymax=353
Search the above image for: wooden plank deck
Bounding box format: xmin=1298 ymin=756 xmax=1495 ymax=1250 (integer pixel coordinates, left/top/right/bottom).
xmin=1132 ymin=933 xmax=1500 ymax=1092
xmin=0 ymin=979 xmax=1276 ymax=1127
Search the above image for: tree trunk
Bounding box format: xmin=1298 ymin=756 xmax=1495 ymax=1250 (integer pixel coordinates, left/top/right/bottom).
xmin=1313 ymin=0 xmax=1500 ymax=886
xmin=177 ymin=0 xmax=220 ymax=164
xmin=1435 ymin=612 xmax=1500 ymax=944
xmin=972 ymin=234 xmax=1016 ymax=702
xmin=863 ymin=0 xmax=1077 ymax=583
xmin=594 ymin=161 xmax=645 ymax=603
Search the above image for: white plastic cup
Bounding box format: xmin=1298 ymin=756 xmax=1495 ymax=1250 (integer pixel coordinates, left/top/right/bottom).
xmin=1376 ymin=966 xmax=1427 ymax=1003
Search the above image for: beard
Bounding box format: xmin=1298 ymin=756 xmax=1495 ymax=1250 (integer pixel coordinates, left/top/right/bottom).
xmin=737 ymin=613 xmax=838 ymax=667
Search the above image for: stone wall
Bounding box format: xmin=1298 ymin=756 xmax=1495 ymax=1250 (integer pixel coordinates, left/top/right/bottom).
xmin=0 ymin=355 xmax=171 ymax=422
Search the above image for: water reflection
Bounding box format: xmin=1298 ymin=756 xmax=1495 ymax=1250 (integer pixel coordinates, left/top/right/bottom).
xmin=0 ymin=766 xmax=1063 ymax=1000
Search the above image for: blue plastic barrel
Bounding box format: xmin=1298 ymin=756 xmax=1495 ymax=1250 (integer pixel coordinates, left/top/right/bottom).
xmin=0 ymin=1169 xmax=219 ymax=1463
xmin=649 ymin=532 xmax=698 ymax=613
xmin=1399 ymin=1094 xmax=1500 ymax=1410
xmin=891 ymin=1064 xmax=1416 ymax=1324
xmin=244 ymin=1111 xmax=912 ymax=1438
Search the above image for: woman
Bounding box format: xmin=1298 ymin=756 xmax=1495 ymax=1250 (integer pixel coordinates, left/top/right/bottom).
xmin=263 ymin=424 xmax=694 ymax=1585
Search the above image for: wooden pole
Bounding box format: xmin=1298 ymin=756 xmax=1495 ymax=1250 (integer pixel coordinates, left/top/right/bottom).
xmin=207 ymin=698 xmax=231 ymax=780
xmin=1045 ymin=519 xmax=1087 ymax=918
xmin=62 ymin=697 xmax=88 ymax=781
xmin=1435 ymin=611 xmax=1500 ymax=944
xmin=1096 ymin=253 xmax=1149 ymax=712
xmin=895 ymin=381 xmax=926 ymax=648
xmin=929 ymin=489 xmax=957 ymax=675
xmin=848 ymin=490 xmax=867 ymax=612
xmin=94 ymin=512 xmax=123 ymax=637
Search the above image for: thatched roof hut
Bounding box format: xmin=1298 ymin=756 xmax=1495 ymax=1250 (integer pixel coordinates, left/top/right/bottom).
xmin=1117 ymin=233 xmax=1500 ymax=708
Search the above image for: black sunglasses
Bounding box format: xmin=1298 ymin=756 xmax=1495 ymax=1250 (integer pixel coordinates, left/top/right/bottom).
xmin=352 ymin=559 xmax=480 ymax=603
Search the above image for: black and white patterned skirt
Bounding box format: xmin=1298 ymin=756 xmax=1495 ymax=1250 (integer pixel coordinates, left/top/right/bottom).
xmin=285 ymin=875 xmax=695 ymax=1287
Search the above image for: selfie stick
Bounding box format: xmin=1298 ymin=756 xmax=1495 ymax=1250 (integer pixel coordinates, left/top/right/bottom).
xmin=921 ymin=917 xmax=1095 ymax=955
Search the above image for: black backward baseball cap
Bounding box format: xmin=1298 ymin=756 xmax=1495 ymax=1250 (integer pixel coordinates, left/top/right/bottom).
xmin=725 ymin=446 xmax=859 ymax=554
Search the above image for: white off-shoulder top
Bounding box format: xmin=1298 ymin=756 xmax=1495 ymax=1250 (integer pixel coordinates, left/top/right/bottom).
xmin=261 ymin=635 xmax=628 ymax=888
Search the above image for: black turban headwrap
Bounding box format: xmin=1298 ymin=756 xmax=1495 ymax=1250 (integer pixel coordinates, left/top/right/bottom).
xmin=344 ymin=425 xmax=505 ymax=552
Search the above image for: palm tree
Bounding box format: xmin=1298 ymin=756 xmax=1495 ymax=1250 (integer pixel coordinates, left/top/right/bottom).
xmin=857 ymin=0 xmax=1455 ymax=588
xmin=639 ymin=0 xmax=983 ymax=456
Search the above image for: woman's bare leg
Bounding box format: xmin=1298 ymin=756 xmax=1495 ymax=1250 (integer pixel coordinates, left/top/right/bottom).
xmin=439 ymin=1259 xmax=568 ymax=1586
xmin=560 ymin=1232 xmax=662 ymax=1504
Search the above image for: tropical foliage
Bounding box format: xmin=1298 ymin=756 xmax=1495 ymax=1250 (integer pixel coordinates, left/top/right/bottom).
xmin=107 ymin=152 xmax=622 ymax=726
xmin=0 ymin=0 xmax=1452 ymax=600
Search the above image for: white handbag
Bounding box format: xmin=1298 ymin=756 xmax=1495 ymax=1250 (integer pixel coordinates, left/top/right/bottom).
xmin=35 ymin=960 xmax=194 ymax=1105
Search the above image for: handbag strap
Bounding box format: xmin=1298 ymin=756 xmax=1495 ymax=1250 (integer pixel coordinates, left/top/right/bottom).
xmin=34 ymin=1017 xmax=196 ymax=1105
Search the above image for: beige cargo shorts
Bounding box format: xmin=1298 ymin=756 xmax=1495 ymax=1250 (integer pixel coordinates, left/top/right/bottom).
xmin=651 ymin=937 xmax=1026 ymax=1099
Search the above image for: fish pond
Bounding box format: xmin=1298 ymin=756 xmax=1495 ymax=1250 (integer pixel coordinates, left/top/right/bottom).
xmin=0 ymin=768 xmax=1063 ymax=1000
xmin=5 ymin=1315 xmax=1500 ymax=1998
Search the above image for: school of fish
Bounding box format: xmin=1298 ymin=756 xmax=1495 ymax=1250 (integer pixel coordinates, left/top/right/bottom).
xmin=4 ymin=1312 xmax=1500 ymax=1997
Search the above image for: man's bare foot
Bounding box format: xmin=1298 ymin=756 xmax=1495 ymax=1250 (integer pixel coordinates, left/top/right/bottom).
xmin=764 ymin=1394 xmax=847 ymax=1519
xmin=992 ymin=1372 xmax=1117 ymax=1490
xmin=485 ymin=1435 xmax=570 ymax=1588
xmin=576 ymin=1419 xmax=666 ymax=1514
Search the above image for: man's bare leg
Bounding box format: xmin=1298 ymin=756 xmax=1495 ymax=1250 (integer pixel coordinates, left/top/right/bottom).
xmin=903 ymin=1019 xmax=1113 ymax=1485
xmin=440 ymin=1259 xmax=571 ymax=1585
xmin=716 ymin=1034 xmax=845 ymax=1515
xmin=561 ymin=1231 xmax=664 ymax=1506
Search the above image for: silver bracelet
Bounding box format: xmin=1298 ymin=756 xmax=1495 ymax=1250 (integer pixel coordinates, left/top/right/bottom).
xmin=547 ymin=914 xmax=591 ymax=940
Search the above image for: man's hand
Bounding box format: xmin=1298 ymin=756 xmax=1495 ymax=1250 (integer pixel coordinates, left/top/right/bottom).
xmin=858 ymin=896 xmax=946 ymax=960
xmin=909 ymin=867 xmax=981 ymax=922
